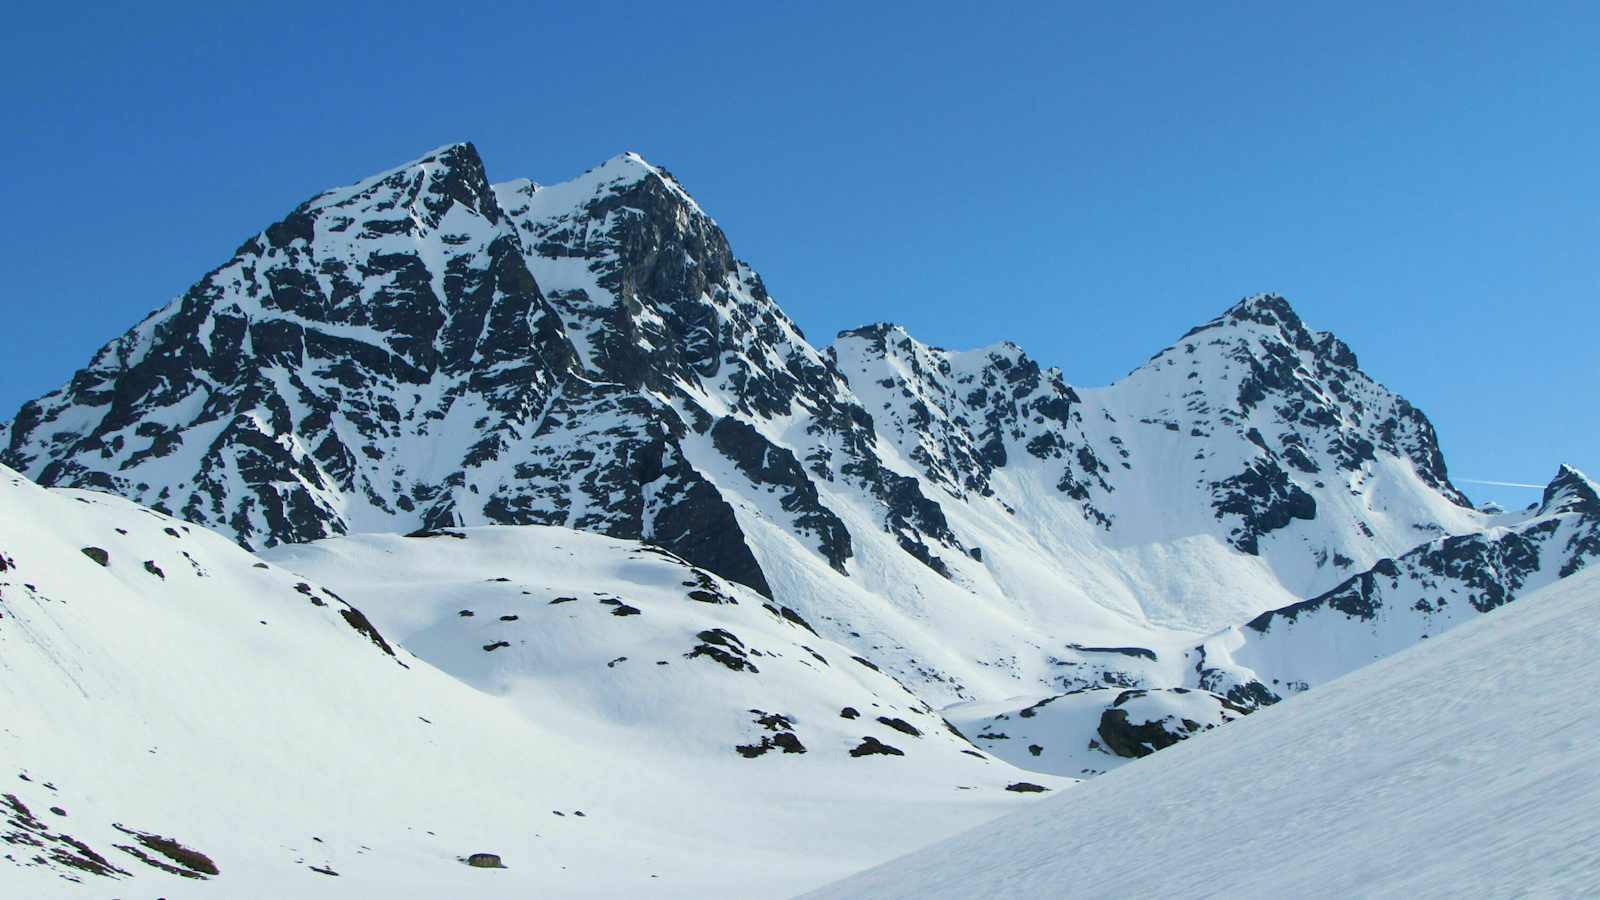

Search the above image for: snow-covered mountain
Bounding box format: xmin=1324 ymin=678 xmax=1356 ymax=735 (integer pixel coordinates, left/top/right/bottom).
xmin=944 ymin=461 xmax=1598 ymax=778
xmin=1196 ymin=462 xmax=1600 ymax=705
xmin=3 ymin=142 xmax=1596 ymax=892
xmin=4 ymin=143 xmax=1543 ymax=697
xmin=0 ymin=465 xmax=1045 ymax=897
xmin=808 ymin=565 xmax=1600 ymax=899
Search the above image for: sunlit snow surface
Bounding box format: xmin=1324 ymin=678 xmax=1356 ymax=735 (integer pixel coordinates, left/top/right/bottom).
xmin=809 ymin=567 xmax=1600 ymax=899
xmin=0 ymin=467 xmax=1048 ymax=898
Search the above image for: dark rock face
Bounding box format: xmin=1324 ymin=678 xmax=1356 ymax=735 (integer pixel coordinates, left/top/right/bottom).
xmin=1096 ymin=707 xmax=1185 ymax=759
xmin=465 ymin=852 xmax=506 ymax=869
xmin=1212 ymin=459 xmax=1317 ymax=555
xmin=710 ymin=416 xmax=851 ymax=573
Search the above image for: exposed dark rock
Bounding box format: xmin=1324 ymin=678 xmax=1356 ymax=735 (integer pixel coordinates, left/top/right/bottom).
xmin=1212 ymin=459 xmax=1317 ymax=555
xmin=111 ymin=824 xmax=218 ymax=877
xmin=712 ymin=416 xmax=852 ymax=572
xmin=1096 ymin=707 xmax=1180 ymax=758
xmin=407 ymin=529 xmax=466 ymax=540
xmin=875 ymin=716 xmax=923 ymax=738
xmin=778 ymin=605 xmax=819 ymax=635
xmin=849 ymin=737 xmax=904 ymax=758
xmin=3 ymin=793 xmax=129 ymax=878
xmin=338 ymin=607 xmax=396 ymax=656
xmin=686 ymin=629 xmax=757 ymax=673
xmin=1066 ymin=643 xmax=1156 ymax=661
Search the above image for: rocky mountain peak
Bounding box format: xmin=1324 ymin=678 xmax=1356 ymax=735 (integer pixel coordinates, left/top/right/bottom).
xmin=1137 ymin=294 xmax=1469 ymax=512
xmin=1539 ymin=464 xmax=1600 ymax=517
xmin=1222 ymin=292 xmax=1304 ymax=328
xmin=1179 ymin=293 xmax=1358 ymax=368
xmin=282 ymin=141 xmax=504 ymax=240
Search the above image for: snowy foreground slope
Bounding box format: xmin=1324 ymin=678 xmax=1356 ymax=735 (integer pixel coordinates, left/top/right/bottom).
xmin=0 ymin=466 xmax=1048 ymax=898
xmin=810 ymin=567 xmax=1600 ymax=899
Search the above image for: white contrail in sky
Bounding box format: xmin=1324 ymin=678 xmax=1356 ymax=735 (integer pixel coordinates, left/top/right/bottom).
xmin=1456 ymin=478 xmax=1545 ymax=489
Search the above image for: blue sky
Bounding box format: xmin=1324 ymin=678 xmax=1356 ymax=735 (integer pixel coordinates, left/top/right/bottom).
xmin=2 ymin=2 xmax=1594 ymax=508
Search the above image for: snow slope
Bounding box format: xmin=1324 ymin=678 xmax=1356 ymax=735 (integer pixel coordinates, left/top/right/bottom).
xmin=0 ymin=467 xmax=1050 ymax=898
xmin=809 ymin=566 xmax=1600 ymax=899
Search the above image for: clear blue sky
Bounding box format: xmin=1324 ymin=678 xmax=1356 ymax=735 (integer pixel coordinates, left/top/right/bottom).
xmin=3 ymin=2 xmax=1594 ymax=509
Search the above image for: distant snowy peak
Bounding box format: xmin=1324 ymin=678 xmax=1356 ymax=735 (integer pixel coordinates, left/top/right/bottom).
xmin=497 ymin=146 xmax=826 ymax=410
xmin=297 ymin=141 xmax=507 ymax=229
xmin=1539 ymin=463 xmax=1600 ymax=516
xmin=1140 ymin=292 xmax=1467 ymax=506
xmin=833 ymin=291 xmax=1472 ymax=577
xmin=831 ymin=322 xmax=1086 ymax=504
